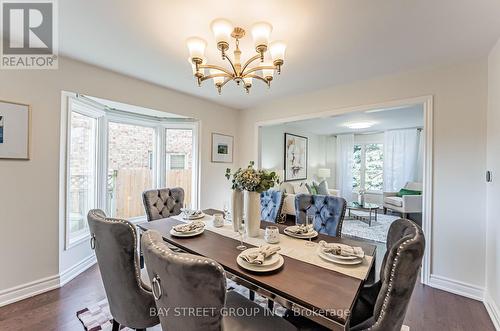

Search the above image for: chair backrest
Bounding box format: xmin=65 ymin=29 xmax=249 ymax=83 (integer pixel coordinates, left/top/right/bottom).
xmin=295 ymin=194 xmax=346 ymax=237
xmin=367 ymin=219 xmax=425 ymax=331
xmin=141 ymin=230 xmax=227 ymax=331
xmin=260 ymin=189 xmax=284 ymax=222
xmin=404 ymin=182 xmax=422 ymax=191
xmin=87 ymin=209 xmax=158 ymax=329
xmin=142 ymin=187 xmax=184 ymax=222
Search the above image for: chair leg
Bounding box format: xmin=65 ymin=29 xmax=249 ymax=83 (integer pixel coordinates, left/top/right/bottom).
xmin=383 ymin=207 xmax=387 ymax=214
xmin=267 ymin=299 xmax=274 ymax=311
xmin=112 ymin=319 xmax=120 ymax=331
xmin=249 ymin=290 xmax=255 ymax=301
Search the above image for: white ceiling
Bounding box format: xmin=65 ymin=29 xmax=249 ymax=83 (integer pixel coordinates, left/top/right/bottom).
xmin=280 ymin=105 xmax=423 ymax=135
xmin=60 ymin=0 xmax=500 ymax=110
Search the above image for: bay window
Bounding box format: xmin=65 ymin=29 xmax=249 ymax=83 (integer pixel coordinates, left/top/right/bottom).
xmin=353 ymin=143 xmax=384 ymax=192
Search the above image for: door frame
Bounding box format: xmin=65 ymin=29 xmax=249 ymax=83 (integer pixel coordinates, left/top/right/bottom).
xmin=254 ymin=95 xmax=433 ymax=284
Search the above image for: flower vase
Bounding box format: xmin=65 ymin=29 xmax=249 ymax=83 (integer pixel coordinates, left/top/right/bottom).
xmin=231 ymin=189 xmax=244 ymax=232
xmin=244 ymin=191 xmax=261 ymax=237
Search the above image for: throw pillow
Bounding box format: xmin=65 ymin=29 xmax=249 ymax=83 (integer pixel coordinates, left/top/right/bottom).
xmin=304 ymin=183 xmax=318 ymax=194
xmin=397 ymin=188 xmax=422 ymax=197
xmin=316 ymin=180 xmax=329 ymax=195
xmin=295 ymin=183 xmax=309 ymax=194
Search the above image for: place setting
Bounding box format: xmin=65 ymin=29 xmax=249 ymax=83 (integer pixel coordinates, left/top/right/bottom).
xmin=236 ymin=244 xmax=284 ymax=273
xmin=283 ymin=215 xmax=318 ymax=247
xmin=316 ymin=240 xmax=365 ymax=265
xmin=169 ymin=220 xmax=206 ymax=237
xmin=180 ymin=205 xmax=205 ymax=220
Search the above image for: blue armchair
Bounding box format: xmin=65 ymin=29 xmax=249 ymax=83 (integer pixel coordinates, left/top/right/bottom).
xmin=260 ymin=189 xmax=284 ymax=223
xmin=295 ymin=194 xmax=346 ymax=237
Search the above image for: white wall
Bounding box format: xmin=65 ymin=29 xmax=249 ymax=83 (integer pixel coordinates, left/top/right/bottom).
xmin=260 ymin=124 xmax=332 ymax=185
xmin=0 ymin=57 xmax=239 ymax=297
xmin=486 ymin=38 xmax=500 ymax=328
xmin=240 ymin=59 xmax=488 ymax=291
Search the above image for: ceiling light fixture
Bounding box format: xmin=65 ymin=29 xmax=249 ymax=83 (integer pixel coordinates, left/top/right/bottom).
xmin=344 ymin=122 xmax=375 ymax=129
xmin=186 ymin=18 xmax=286 ymax=94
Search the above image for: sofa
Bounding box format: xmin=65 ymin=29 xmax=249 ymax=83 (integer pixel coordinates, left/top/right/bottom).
xmin=383 ymin=182 xmax=423 ymax=218
xmin=279 ymin=181 xmax=340 ymax=216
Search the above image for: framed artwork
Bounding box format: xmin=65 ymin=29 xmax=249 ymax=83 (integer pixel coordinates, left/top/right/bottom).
xmin=211 ymin=133 xmax=233 ymax=163
xmin=0 ymin=100 xmax=30 ymax=160
xmin=284 ymin=133 xmax=308 ymax=181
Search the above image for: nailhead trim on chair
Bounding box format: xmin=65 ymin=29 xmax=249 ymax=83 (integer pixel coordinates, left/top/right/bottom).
xmin=144 ymin=231 xmax=226 ymax=275
xmin=89 ymin=210 xmax=152 ymax=295
xmin=367 ymin=222 xmax=421 ymax=330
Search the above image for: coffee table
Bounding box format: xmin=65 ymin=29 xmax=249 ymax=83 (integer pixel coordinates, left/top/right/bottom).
xmin=346 ymin=202 xmax=380 ymax=226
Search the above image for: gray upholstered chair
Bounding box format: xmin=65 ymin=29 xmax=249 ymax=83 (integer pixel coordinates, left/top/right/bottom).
xmin=349 ymin=218 xmax=425 ymax=330
xmin=295 ymin=194 xmax=346 ymax=237
xmin=141 ymin=229 xmax=297 ymax=331
xmin=260 ymin=189 xmax=285 ymax=223
xmin=142 ymin=187 xmax=184 ymax=222
xmin=87 ymin=209 xmax=159 ymax=331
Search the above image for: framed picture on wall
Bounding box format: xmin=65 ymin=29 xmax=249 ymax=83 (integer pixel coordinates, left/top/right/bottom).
xmin=211 ymin=133 xmax=233 ymax=163
xmin=284 ymin=133 xmax=308 ymax=181
xmin=0 ymin=100 xmax=30 ymax=160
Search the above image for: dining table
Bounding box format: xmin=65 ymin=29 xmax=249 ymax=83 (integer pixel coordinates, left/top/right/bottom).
xmin=138 ymin=210 xmax=377 ymax=331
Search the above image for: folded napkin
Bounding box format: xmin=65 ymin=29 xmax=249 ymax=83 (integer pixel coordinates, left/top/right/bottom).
xmin=173 ymin=221 xmax=205 ymax=233
xmin=286 ymin=224 xmax=313 ymax=235
xmin=318 ymin=240 xmax=364 ymax=258
xmin=183 ymin=209 xmax=202 ymax=217
xmin=240 ymin=245 xmax=281 ymax=265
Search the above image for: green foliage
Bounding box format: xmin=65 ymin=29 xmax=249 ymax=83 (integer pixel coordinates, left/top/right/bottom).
xmin=225 ymin=162 xmax=280 ymax=193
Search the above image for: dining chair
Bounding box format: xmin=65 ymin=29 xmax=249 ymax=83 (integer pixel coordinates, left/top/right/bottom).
xmin=141 ymin=229 xmax=298 ymax=331
xmin=142 ymin=187 xmax=184 ymax=222
xmin=295 ymin=194 xmax=347 ymax=237
xmin=87 ymin=209 xmax=159 ymax=331
xmin=260 ymin=189 xmax=285 ymax=223
xmin=348 ymin=218 xmax=425 ymax=330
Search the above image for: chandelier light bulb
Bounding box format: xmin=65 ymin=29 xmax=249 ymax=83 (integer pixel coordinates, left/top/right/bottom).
xmin=186 ymin=37 xmax=207 ymax=61
xmin=210 ymin=18 xmax=233 ymax=45
xmin=270 ymin=41 xmax=286 ymax=62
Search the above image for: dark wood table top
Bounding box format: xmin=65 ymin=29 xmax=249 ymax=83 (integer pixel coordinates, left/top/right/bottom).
xmin=138 ymin=217 xmax=376 ymax=327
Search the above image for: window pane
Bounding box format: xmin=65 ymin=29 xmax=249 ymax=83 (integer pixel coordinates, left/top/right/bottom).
xmin=68 ymin=112 xmax=97 ymax=239
xmin=364 ymin=143 xmax=384 ymax=191
xmin=108 ymin=122 xmax=155 ymax=218
xmin=166 ymin=129 xmax=193 ymax=208
xmin=353 ymin=144 xmax=362 ymax=190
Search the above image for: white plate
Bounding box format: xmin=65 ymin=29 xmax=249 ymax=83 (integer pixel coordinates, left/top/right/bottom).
xmin=182 ymin=212 xmax=205 ymax=220
xmin=317 ymin=249 xmax=363 ymax=265
xmin=284 ymin=227 xmax=318 ymax=239
xmin=237 ymin=247 xmax=281 ymax=266
xmin=170 ymin=227 xmax=204 ymax=237
xmin=237 ymin=254 xmax=284 ymax=272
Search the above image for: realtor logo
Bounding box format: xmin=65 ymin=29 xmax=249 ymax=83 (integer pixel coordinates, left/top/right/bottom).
xmin=1 ymin=0 xmax=58 ymax=69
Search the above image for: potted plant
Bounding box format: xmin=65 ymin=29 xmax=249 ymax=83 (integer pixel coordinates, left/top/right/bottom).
xmin=226 ymin=162 xmax=280 ymax=237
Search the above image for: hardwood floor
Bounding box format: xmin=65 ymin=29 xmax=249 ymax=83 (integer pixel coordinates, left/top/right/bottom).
xmin=0 ymin=264 xmax=495 ymax=331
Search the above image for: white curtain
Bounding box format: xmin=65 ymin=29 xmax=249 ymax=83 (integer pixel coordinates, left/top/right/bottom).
xmin=383 ymin=129 xmax=419 ymax=192
xmin=336 ymin=134 xmax=354 ymax=202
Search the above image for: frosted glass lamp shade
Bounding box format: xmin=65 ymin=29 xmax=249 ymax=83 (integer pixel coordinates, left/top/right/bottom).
xmin=270 ymin=41 xmax=286 ymax=62
xmin=210 ymin=69 xmax=225 ymax=85
xmin=318 ymin=168 xmax=331 ymax=179
xmin=251 ymin=21 xmax=273 ymax=48
xmin=262 ymin=62 xmax=274 ymax=79
xmin=210 ymin=18 xmax=233 ymax=44
xmin=243 ymin=77 xmax=253 ymax=85
xmin=186 ymin=37 xmax=207 ymax=59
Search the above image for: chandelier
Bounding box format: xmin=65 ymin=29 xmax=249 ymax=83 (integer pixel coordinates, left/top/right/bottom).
xmin=186 ymin=19 xmax=286 ymax=94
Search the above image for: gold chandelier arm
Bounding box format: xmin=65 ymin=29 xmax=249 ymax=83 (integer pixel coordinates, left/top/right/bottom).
xmin=242 ymin=65 xmax=276 ymax=76
xmin=220 ymin=77 xmax=232 ymax=88
xmin=198 ymin=64 xmax=234 ymax=77
xmin=244 ymin=74 xmax=270 ymax=85
xmin=240 ymin=54 xmax=262 ymax=75
xmin=199 ymin=73 xmax=232 ymax=82
xmin=223 ymin=56 xmax=239 ymax=76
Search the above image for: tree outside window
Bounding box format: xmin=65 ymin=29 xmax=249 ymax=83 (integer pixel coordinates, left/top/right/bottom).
xmin=353 ymin=143 xmax=383 ymax=192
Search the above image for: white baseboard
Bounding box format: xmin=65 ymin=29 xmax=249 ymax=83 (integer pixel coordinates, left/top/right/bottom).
xmin=0 ymin=274 xmax=61 ymax=307
xmin=428 ymin=274 xmax=484 ymax=301
xmin=0 ymin=254 xmax=97 ymax=307
xmin=60 ymin=254 xmax=96 ymax=286
xmin=484 ymin=293 xmax=500 ymax=330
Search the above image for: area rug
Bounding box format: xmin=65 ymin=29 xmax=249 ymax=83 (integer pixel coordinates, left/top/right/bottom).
xmin=76 ymin=279 xmax=285 ymax=330
xmin=341 ymin=210 xmax=399 ymax=243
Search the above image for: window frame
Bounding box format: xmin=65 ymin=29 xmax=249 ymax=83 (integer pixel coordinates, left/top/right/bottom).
xmin=62 ymin=93 xmax=200 ymax=249
xmin=353 ymin=142 xmax=384 ymax=194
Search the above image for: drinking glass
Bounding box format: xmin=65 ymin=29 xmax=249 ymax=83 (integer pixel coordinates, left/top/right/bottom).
xmin=305 ymin=215 xmax=315 ymax=247
xmin=236 ymin=222 xmax=247 ymax=251
xmin=223 ymin=201 xmax=230 ymax=220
